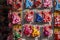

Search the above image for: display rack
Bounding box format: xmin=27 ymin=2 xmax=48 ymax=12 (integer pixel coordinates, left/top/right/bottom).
xmin=0 ymin=0 xmax=60 ymax=40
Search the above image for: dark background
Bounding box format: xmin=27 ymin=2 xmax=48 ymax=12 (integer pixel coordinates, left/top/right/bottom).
xmin=0 ymin=0 xmax=11 ymax=40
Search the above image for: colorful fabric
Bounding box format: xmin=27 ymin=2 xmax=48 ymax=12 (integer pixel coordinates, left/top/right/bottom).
xmin=35 ymin=13 xmax=43 ymax=22
xmin=26 ymin=0 xmax=33 ymax=8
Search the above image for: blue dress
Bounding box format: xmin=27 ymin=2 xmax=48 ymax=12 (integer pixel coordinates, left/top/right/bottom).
xmin=26 ymin=0 xmax=33 ymax=8
xmin=55 ymin=0 xmax=60 ymax=10
xmin=35 ymin=13 xmax=43 ymax=22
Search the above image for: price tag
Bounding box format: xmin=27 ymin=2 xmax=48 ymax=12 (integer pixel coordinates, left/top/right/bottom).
xmin=22 ymin=38 xmax=26 ymax=40
xmin=42 ymin=38 xmax=48 ymax=40
xmin=35 ymin=37 xmax=38 ymax=40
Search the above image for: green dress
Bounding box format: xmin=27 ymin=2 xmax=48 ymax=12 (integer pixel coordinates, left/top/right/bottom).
xmin=13 ymin=31 xmax=21 ymax=40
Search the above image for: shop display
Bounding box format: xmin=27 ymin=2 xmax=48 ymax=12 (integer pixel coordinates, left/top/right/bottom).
xmin=0 ymin=0 xmax=60 ymax=40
